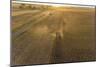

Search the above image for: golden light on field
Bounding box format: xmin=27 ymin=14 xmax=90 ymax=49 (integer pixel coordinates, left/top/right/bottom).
xmin=11 ymin=0 xmax=96 ymax=66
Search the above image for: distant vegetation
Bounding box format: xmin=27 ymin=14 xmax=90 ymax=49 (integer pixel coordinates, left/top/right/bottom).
xmin=12 ymin=3 xmax=95 ymax=12
xmin=12 ymin=3 xmax=52 ymax=10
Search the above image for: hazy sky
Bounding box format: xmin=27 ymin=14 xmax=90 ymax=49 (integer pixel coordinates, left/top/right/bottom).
xmin=20 ymin=0 xmax=95 ymax=5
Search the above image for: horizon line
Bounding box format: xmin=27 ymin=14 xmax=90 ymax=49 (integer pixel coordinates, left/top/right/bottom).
xmin=12 ymin=0 xmax=96 ymax=7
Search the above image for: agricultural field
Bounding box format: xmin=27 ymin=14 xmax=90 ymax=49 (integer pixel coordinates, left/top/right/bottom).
xmin=11 ymin=2 xmax=96 ymax=66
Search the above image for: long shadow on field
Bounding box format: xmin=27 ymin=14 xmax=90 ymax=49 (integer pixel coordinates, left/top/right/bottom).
xmin=51 ymin=32 xmax=65 ymax=63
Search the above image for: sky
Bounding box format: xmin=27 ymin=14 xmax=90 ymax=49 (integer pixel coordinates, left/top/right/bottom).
xmin=19 ymin=0 xmax=96 ymax=5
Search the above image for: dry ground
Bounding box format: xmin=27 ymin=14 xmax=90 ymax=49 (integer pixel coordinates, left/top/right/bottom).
xmin=11 ymin=3 xmax=96 ymax=66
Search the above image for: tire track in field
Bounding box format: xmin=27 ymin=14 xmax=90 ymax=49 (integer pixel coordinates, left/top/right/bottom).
xmin=12 ymin=11 xmax=44 ymax=29
xmin=15 ymin=11 xmax=65 ymax=64
xmin=12 ymin=11 xmax=50 ymax=39
xmin=12 ymin=10 xmax=64 ymax=65
xmin=12 ymin=10 xmax=42 ymax=22
xmin=12 ymin=11 xmax=52 ymax=65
